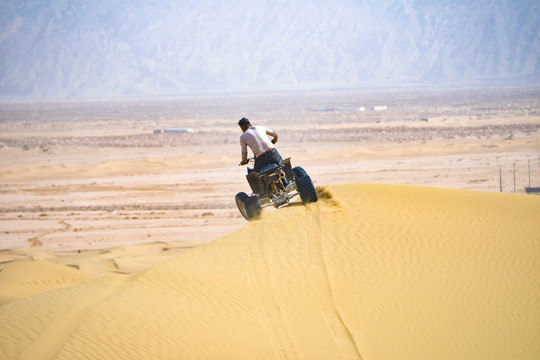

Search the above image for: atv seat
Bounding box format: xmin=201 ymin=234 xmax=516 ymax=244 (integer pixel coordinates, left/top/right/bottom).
xmin=259 ymin=163 xmax=279 ymax=174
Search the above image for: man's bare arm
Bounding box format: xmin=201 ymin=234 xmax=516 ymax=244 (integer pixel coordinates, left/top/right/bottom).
xmin=267 ymin=129 xmax=278 ymax=144
xmin=240 ymin=139 xmax=248 ymax=165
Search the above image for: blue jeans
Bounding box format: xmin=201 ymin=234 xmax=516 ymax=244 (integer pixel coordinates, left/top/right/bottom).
xmin=254 ymin=148 xmax=283 ymax=173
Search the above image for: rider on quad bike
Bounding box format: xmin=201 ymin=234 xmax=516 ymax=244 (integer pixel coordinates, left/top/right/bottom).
xmin=236 ymin=118 xmax=318 ymax=221
xmin=238 ymin=117 xmax=282 ymax=171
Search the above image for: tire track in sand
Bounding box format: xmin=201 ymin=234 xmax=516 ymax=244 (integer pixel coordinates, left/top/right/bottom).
xmin=247 ymin=219 xmax=299 ymax=359
xmin=304 ymin=202 xmax=363 ymax=360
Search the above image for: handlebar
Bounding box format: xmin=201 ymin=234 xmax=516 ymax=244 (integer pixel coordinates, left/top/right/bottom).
xmin=239 ymin=157 xmax=255 ymax=166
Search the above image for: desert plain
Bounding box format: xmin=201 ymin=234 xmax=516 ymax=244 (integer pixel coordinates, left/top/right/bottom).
xmin=0 ymin=88 xmax=539 ymax=359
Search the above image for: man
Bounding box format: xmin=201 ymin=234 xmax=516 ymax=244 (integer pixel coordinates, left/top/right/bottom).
xmin=238 ymin=117 xmax=283 ymax=172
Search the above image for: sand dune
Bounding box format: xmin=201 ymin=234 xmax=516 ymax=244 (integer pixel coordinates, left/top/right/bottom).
xmin=0 ymin=261 xmax=95 ymax=305
xmin=1 ymin=184 xmax=539 ymax=360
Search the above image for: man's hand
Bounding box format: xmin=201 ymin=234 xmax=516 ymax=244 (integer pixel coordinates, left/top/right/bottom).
xmin=239 ymin=159 xmax=248 ymax=166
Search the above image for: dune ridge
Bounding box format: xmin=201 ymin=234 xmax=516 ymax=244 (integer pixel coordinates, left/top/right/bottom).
xmin=1 ymin=183 xmax=539 ymax=360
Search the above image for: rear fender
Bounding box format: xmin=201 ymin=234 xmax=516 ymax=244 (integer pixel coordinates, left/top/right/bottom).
xmin=282 ymin=158 xmax=294 ymax=183
xmin=246 ymin=172 xmax=266 ymax=196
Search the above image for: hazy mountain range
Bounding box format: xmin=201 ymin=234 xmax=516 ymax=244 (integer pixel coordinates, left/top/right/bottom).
xmin=1 ymin=0 xmax=539 ymax=98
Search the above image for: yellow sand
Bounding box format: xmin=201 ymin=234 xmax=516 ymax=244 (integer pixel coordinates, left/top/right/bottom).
xmin=1 ymin=184 xmax=539 ymax=360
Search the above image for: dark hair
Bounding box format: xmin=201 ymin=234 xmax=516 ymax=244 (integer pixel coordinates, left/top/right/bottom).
xmin=238 ymin=117 xmax=250 ymax=127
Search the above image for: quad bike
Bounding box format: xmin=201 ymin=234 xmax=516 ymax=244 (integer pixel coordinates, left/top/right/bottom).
xmin=235 ymin=157 xmax=318 ymax=221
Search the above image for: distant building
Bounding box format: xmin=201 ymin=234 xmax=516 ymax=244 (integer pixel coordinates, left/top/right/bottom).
xmin=163 ymin=128 xmax=194 ymax=134
xmin=153 ymin=128 xmax=194 ymax=134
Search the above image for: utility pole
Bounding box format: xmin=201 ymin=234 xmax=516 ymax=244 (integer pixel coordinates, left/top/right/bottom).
xmin=499 ymin=167 xmax=503 ymax=192
xmin=528 ymin=159 xmax=531 ymax=188
xmin=513 ymin=162 xmax=516 ymax=193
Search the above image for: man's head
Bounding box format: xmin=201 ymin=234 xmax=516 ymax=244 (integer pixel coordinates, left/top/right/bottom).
xmin=238 ymin=117 xmax=251 ymax=132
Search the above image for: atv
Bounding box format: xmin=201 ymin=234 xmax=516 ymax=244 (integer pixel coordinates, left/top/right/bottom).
xmin=235 ymin=157 xmax=318 ymax=221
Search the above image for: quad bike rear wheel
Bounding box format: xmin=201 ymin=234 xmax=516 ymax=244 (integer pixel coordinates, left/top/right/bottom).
xmin=293 ymin=166 xmax=307 ymax=179
xmin=235 ymin=192 xmax=263 ymax=221
xmin=296 ymin=175 xmax=318 ymax=204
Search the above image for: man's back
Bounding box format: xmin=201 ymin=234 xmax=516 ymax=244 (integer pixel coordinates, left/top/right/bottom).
xmin=240 ymin=126 xmax=276 ymax=158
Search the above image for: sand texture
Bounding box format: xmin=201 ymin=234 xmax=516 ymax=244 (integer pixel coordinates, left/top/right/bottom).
xmin=1 ymin=184 xmax=539 ymax=360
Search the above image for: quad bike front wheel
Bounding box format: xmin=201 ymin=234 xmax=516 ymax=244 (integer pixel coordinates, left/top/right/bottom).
xmin=235 ymin=192 xmax=263 ymax=221
xmin=296 ymin=174 xmax=318 ymax=205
